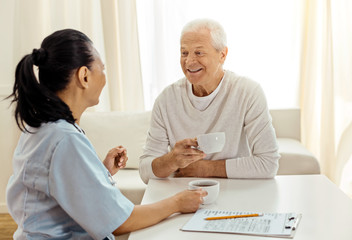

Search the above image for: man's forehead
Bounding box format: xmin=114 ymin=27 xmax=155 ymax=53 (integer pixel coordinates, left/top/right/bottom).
xmin=180 ymin=45 xmax=207 ymax=50
xmin=182 ymin=29 xmax=210 ymax=39
xmin=181 ymin=32 xmax=212 ymax=47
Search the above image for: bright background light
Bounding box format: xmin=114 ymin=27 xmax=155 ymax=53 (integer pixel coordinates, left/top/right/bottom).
xmin=136 ymin=0 xmax=301 ymax=110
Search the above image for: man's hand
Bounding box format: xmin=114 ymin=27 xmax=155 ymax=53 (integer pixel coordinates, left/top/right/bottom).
xmin=169 ymin=138 xmax=206 ymax=169
xmin=174 ymin=160 xmax=207 ymax=177
xmin=152 ymin=138 xmax=206 ymax=178
xmin=175 ymin=159 xmax=227 ymax=178
xmin=103 ymin=146 xmax=128 ymax=175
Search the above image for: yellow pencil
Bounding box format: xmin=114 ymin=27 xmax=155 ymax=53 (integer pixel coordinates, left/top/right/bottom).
xmin=205 ymin=213 xmax=262 ymax=220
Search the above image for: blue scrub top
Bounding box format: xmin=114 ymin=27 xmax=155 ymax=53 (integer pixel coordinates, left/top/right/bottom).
xmin=6 ymin=120 xmax=134 ymax=239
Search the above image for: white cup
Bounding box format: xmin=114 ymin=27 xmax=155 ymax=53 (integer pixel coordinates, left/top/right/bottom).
xmin=188 ymin=179 xmax=220 ymax=204
xmin=196 ymin=132 xmax=225 ymax=154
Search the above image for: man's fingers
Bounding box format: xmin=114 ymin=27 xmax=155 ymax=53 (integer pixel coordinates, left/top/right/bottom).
xmin=183 ymin=148 xmax=205 ymax=155
xmin=180 ymin=153 xmax=206 ymax=162
xmin=177 ymin=138 xmax=199 ymax=148
xmin=173 ymin=144 xmax=204 ymax=155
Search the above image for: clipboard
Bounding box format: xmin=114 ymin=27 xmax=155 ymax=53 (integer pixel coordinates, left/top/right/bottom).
xmin=181 ymin=209 xmax=302 ymax=239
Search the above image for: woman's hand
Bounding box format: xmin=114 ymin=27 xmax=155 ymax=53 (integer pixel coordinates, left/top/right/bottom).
xmin=113 ymin=188 xmax=207 ymax=235
xmin=174 ymin=189 xmax=208 ymax=213
xmin=103 ymin=146 xmax=128 ymax=175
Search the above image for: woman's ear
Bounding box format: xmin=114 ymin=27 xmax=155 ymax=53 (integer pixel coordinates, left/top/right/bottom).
xmin=77 ymin=66 xmax=89 ymax=89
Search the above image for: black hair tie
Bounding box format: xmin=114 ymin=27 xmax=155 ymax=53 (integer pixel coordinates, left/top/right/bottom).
xmin=32 ymin=48 xmax=47 ymax=66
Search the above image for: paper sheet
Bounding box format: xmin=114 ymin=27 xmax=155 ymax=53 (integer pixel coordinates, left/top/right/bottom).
xmin=181 ymin=209 xmax=301 ymax=238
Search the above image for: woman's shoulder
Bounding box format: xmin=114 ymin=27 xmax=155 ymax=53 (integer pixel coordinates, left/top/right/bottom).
xmin=16 ymin=120 xmax=89 ymax=177
xmin=41 ymin=120 xmax=83 ymax=134
xmin=26 ymin=120 xmax=86 ymax=146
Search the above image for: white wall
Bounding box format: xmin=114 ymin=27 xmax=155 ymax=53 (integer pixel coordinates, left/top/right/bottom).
xmin=0 ymin=0 xmax=20 ymax=213
xmin=0 ymin=90 xmax=20 ymax=213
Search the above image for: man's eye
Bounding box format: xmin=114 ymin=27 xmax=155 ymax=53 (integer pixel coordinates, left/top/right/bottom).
xmin=181 ymin=52 xmax=188 ymax=56
xmin=196 ymin=51 xmax=203 ymax=55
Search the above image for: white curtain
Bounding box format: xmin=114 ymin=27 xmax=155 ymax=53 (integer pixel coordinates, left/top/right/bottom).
xmin=100 ymin=0 xmax=144 ymax=111
xmin=12 ymin=0 xmax=144 ymax=112
xmin=299 ymin=0 xmax=352 ymax=195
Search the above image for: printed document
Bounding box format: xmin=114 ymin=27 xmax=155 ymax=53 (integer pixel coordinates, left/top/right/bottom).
xmin=181 ymin=209 xmax=301 ymax=238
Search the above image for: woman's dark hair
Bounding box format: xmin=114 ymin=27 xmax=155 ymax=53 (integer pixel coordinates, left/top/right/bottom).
xmin=7 ymin=29 xmax=94 ymax=132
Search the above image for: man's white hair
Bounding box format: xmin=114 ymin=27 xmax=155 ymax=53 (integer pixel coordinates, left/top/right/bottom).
xmin=181 ymin=18 xmax=227 ymax=51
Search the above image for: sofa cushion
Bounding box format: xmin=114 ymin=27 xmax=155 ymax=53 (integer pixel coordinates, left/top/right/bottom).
xmin=80 ymin=111 xmax=151 ymax=169
xmin=277 ymin=138 xmax=320 ymax=175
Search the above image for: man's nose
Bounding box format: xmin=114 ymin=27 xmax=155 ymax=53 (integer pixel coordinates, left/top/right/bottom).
xmin=185 ymin=54 xmax=196 ymax=65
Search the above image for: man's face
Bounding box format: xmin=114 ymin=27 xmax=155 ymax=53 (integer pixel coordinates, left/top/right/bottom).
xmin=180 ymin=29 xmax=227 ymax=87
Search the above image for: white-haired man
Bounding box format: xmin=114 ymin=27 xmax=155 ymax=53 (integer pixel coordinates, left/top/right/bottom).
xmin=139 ymin=18 xmax=280 ymax=183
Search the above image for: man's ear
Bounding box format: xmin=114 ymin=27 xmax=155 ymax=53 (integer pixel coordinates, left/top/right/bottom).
xmin=77 ymin=66 xmax=89 ymax=89
xmin=219 ymin=47 xmax=228 ymax=64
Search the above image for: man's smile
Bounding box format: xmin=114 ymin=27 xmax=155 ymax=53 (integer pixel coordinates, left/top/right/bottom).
xmin=187 ymin=68 xmax=203 ymax=73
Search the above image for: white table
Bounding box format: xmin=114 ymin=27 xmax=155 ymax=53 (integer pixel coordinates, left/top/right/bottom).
xmin=128 ymin=175 xmax=352 ymax=240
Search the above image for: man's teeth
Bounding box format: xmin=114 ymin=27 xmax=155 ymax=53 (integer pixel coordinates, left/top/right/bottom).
xmin=188 ymin=68 xmax=202 ymax=73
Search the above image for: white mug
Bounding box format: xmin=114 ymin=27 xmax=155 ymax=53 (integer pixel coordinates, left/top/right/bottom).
xmin=188 ymin=179 xmax=220 ymax=204
xmin=196 ymin=132 xmax=225 ymax=154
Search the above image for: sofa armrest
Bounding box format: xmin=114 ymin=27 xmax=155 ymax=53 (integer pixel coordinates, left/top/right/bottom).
xmin=80 ymin=111 xmax=151 ymax=169
xmin=113 ymin=169 xmax=146 ymax=205
xmin=270 ymin=108 xmax=301 ymax=141
xmin=277 ymin=138 xmax=320 ymax=175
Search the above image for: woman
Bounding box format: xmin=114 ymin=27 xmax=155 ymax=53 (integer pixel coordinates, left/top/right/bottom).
xmin=6 ymin=29 xmax=206 ymax=239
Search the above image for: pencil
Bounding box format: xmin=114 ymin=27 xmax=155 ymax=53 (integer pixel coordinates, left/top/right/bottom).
xmin=205 ymin=213 xmax=262 ymax=220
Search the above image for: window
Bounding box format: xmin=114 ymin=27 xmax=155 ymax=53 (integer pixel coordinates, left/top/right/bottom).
xmin=136 ymin=0 xmax=301 ymax=110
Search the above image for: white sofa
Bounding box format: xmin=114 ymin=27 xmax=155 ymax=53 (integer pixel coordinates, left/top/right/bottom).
xmin=80 ymin=108 xmax=320 ymax=205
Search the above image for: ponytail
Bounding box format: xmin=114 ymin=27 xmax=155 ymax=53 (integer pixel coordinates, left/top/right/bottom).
xmin=7 ymin=29 xmax=93 ymax=132
xmin=8 ymin=51 xmax=75 ymax=132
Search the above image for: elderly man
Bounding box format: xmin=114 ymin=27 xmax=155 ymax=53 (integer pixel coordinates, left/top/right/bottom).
xmin=139 ymin=18 xmax=280 ymax=184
